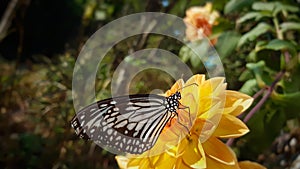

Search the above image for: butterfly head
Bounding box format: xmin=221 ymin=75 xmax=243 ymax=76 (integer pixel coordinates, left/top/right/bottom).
xmin=174 ymin=91 xmax=181 ymax=100
xmin=165 ymin=91 xmax=182 ymax=112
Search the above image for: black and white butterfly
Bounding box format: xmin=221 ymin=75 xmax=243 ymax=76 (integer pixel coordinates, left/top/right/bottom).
xmin=71 ymin=91 xmax=191 ymax=154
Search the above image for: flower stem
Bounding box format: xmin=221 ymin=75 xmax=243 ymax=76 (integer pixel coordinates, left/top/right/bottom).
xmin=252 ymin=88 xmax=266 ymax=100
xmin=227 ymin=64 xmax=286 ymax=146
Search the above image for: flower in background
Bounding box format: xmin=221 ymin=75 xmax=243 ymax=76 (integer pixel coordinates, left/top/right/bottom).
xmin=184 ymin=3 xmax=219 ymax=44
xmin=116 ymin=74 xmax=255 ymax=169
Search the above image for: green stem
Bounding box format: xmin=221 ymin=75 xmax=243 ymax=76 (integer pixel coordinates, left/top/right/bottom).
xmin=273 ymin=17 xmax=283 ymax=40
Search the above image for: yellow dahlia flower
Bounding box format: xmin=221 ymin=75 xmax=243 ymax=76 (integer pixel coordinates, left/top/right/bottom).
xmin=116 ymin=74 xmax=253 ymax=169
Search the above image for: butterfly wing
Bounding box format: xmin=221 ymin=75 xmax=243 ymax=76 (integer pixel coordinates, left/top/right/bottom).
xmin=71 ymin=94 xmax=175 ymax=154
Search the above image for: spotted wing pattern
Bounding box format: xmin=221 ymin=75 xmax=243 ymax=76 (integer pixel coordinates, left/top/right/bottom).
xmin=71 ymin=93 xmax=181 ymax=154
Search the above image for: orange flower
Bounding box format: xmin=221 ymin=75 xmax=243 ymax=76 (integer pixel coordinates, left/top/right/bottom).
xmin=184 ymin=3 xmax=219 ymax=44
xmin=116 ymin=74 xmax=255 ymax=169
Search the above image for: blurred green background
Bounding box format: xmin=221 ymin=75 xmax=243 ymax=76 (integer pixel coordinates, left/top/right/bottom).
xmin=1 ymin=0 xmax=300 ymax=168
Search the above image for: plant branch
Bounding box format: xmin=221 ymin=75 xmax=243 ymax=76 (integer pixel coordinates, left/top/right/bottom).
xmin=0 ymin=0 xmax=19 ymax=41
xmin=243 ymin=71 xmax=284 ymax=123
xmin=227 ymin=54 xmax=288 ymax=146
xmin=252 ymin=88 xmax=266 ymax=100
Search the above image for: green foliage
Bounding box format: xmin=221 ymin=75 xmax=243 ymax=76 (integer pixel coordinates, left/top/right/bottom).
xmin=223 ymin=0 xmax=300 ymax=165
xmin=280 ymin=22 xmax=300 ymax=33
xmin=237 ymin=23 xmax=275 ymax=47
xmin=0 ymin=54 xmax=117 ymax=168
xmin=215 ymin=31 xmax=241 ymax=59
xmin=224 ymin=0 xmax=254 ymax=14
xmin=179 ymin=40 xmax=209 ymax=69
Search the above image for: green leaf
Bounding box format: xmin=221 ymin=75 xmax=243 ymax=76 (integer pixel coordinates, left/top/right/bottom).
xmin=247 ymin=49 xmax=257 ymax=62
xmin=224 ymin=0 xmax=254 ymax=14
xmin=215 ymin=31 xmax=241 ymax=59
xmin=286 ymin=14 xmax=300 ymax=20
xmin=244 ymin=108 xmax=269 ymax=153
xmin=246 ymin=61 xmax=267 ymax=87
xmin=188 ymin=40 xmax=209 ymax=68
xmin=239 ymin=79 xmax=257 ymax=95
xmin=239 ymin=69 xmax=253 ymax=81
xmin=252 ymin=2 xmax=276 ymax=11
xmin=272 ymin=91 xmax=300 ymax=119
xmin=169 ymin=0 xmax=186 ymax=15
xmin=179 ymin=45 xmax=191 ymax=63
xmin=237 ymin=12 xmax=258 ymax=23
xmin=264 ymin=109 xmax=286 ymax=141
xmin=190 ymin=52 xmax=201 ymax=68
xmin=241 ymin=102 xmax=286 ymax=158
xmin=261 ymin=39 xmax=297 ymax=56
xmin=252 ymin=2 xmax=299 ymax=15
xmin=212 ymin=17 xmax=233 ymax=34
xmin=246 ymin=61 xmax=265 ymax=73
xmin=237 ymin=12 xmax=271 ymax=23
xmin=254 ymin=40 xmax=268 ymax=52
xmin=271 ymin=65 xmax=300 ymax=119
xmin=280 ymin=22 xmax=300 ymax=33
xmin=277 ymin=66 xmax=300 ymax=93
xmin=263 ymin=39 xmax=294 ymax=50
xmin=211 ymin=0 xmax=228 ymax=12
xmin=273 ymin=3 xmax=299 ymax=16
xmin=238 ymin=23 xmax=274 ymax=47
xmin=179 ymin=40 xmax=209 ymax=68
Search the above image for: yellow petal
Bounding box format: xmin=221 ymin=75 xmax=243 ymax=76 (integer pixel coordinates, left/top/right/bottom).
xmin=181 ymin=75 xmax=200 ymax=102
xmin=165 ymin=79 xmax=184 ymax=96
xmin=139 ymin=158 xmax=151 ymax=169
xmin=213 ymin=114 xmax=249 ymax=138
xmin=206 ymin=156 xmax=239 ymax=169
xmin=149 ymin=154 xmax=162 ymax=167
xmin=225 ymin=90 xmax=253 ymax=116
xmin=181 ymin=89 xmax=198 ymax=127
xmin=202 ymin=137 xmax=237 ymax=165
xmin=155 ymin=153 xmax=177 ymax=169
xmin=180 ymin=135 xmax=205 ymax=167
xmin=115 ymin=156 xmax=133 ymax=169
xmin=127 ymin=157 xmax=143 ymax=168
xmin=190 ymin=141 xmax=206 ymax=168
xmin=198 ymin=97 xmax=221 ymax=118
xmin=175 ymin=158 xmax=193 ymax=169
xmin=191 ymin=118 xmax=211 ymax=138
xmin=210 ymin=78 xmax=227 ymax=97
xmin=198 ymin=119 xmax=217 ymax=143
xmin=200 ymin=77 xmax=226 ymax=98
xmin=239 ymin=161 xmax=267 ymax=169
xmin=204 ymin=2 xmax=213 ymax=12
xmin=185 ymin=74 xmax=206 ymax=86
xmin=160 ymin=122 xmax=182 ymax=142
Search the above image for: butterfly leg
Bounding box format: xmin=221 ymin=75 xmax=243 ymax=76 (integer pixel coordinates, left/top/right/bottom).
xmin=173 ymin=111 xmax=190 ymax=134
xmin=178 ymin=103 xmax=192 ymax=127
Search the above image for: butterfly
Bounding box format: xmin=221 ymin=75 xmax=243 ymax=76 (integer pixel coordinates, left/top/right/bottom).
xmin=71 ymin=90 xmax=191 ymax=154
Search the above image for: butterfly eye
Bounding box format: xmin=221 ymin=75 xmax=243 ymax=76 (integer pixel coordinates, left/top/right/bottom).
xmin=175 ymin=92 xmax=181 ymax=99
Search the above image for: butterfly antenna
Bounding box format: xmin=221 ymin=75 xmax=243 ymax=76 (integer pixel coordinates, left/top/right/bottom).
xmin=177 ymin=82 xmax=198 ymax=92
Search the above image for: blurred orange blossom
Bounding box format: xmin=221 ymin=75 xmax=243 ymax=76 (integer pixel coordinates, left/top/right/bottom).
xmin=184 ymin=3 xmax=219 ymax=44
